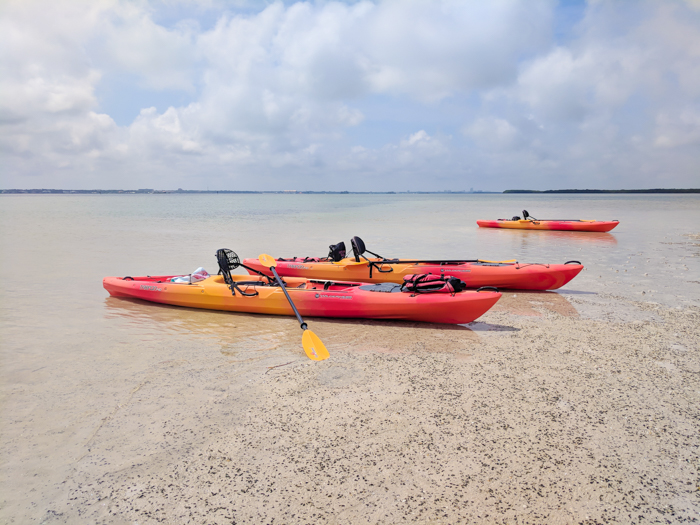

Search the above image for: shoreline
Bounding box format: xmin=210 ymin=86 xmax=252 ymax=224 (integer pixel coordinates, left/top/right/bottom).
xmin=4 ymin=291 xmax=698 ymax=524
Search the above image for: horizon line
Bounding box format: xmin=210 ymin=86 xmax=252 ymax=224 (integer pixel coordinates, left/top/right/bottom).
xmin=2 ymin=188 xmax=699 ymax=195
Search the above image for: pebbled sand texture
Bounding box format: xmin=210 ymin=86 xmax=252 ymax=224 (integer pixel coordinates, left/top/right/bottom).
xmin=5 ymin=292 xmax=697 ymax=524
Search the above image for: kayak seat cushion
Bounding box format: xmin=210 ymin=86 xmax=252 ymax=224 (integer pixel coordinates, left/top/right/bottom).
xmin=359 ymin=283 xmax=402 ymax=293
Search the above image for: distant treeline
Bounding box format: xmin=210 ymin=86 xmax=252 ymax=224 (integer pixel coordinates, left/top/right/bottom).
xmin=504 ymin=189 xmax=700 ymax=194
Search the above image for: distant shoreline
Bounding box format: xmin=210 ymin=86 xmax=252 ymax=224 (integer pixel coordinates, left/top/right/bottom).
xmin=1 ymin=188 xmax=698 ymax=195
xmin=503 ymin=188 xmax=700 ymax=194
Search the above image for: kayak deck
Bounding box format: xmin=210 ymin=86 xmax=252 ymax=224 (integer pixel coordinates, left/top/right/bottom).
xmin=103 ymin=274 xmax=501 ymax=325
xmin=241 ymin=257 xmax=583 ymax=290
xmin=477 ymin=219 xmax=619 ymax=232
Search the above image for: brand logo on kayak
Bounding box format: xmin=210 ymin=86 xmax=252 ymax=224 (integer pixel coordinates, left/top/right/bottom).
xmin=287 ymin=264 xmax=311 ymax=269
xmin=440 ymin=268 xmax=471 ymax=272
xmin=315 ymin=294 xmax=352 ymax=300
xmin=140 ymin=284 xmax=162 ymax=291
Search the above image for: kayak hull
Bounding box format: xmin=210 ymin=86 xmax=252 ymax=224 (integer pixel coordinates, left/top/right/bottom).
xmin=241 ymin=258 xmax=583 ymax=291
xmin=477 ymin=219 xmax=619 ymax=232
xmin=103 ymin=274 xmax=501 ymax=325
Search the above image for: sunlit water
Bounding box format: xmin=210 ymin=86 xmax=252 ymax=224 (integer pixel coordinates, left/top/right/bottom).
xmin=1 ymin=193 xmax=698 ymax=520
xmin=1 ymin=193 xmax=698 ymax=364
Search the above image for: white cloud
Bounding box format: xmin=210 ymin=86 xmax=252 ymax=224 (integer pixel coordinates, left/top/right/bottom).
xmin=129 ymin=106 xmax=203 ymax=154
xmin=95 ymin=4 xmax=199 ymax=91
xmin=654 ymin=106 xmax=700 ymax=148
xmin=398 ymin=129 xmax=447 ymax=157
xmin=363 ymin=0 xmax=553 ymax=101
xmin=1 ymin=0 xmax=699 ymax=190
xmin=463 ymin=0 xmax=700 ymax=188
xmin=465 ymin=117 xmax=520 ymax=150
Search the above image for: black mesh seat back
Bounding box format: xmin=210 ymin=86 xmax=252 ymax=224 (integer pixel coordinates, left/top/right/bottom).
xmin=216 ymin=248 xmax=240 ymax=284
xmin=351 ymin=236 xmax=366 ymax=262
xmin=328 ymin=241 xmax=346 ymax=262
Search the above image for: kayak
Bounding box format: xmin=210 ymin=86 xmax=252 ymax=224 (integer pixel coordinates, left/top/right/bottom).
xmin=477 ymin=219 xmax=619 ymax=232
xmin=241 ymin=237 xmax=583 ymax=291
xmin=242 ymin=259 xmax=582 ymax=290
xmin=103 ymin=274 xmax=501 ymax=325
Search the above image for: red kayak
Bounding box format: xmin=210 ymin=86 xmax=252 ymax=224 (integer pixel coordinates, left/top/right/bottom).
xmin=242 ymin=237 xmax=583 ymax=291
xmin=477 ymin=210 xmax=619 ymax=232
xmin=103 ymin=273 xmax=501 ymax=325
xmin=103 ymin=249 xmax=502 ymax=325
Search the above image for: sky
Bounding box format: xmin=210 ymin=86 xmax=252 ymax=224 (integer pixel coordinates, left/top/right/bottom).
xmin=1 ymin=0 xmax=700 ymax=191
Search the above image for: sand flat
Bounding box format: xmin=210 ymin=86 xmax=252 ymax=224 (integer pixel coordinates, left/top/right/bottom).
xmin=5 ymin=292 xmax=696 ymax=524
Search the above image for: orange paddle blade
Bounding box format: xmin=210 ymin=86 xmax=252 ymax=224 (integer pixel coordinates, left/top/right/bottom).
xmin=302 ymin=330 xmax=329 ymax=361
xmin=258 ymin=253 xmax=277 ymax=268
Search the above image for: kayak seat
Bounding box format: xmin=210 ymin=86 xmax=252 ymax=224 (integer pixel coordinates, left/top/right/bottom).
xmin=327 ymin=241 xmax=346 ymax=262
xmin=359 ymin=283 xmax=402 ymax=293
xmin=351 ymin=236 xmax=384 ymax=262
xmin=351 ymin=236 xmax=366 ymax=262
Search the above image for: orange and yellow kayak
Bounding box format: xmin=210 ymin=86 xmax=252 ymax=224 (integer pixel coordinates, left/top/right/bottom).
xmin=103 ymin=274 xmax=501 ymax=325
xmin=241 ymin=257 xmax=583 ymax=290
xmin=477 ymin=219 xmax=619 ymax=232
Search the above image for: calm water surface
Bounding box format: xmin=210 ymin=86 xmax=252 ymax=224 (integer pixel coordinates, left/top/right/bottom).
xmin=1 ymin=192 xmax=699 ymax=365
xmin=1 ymin=193 xmax=699 ymax=519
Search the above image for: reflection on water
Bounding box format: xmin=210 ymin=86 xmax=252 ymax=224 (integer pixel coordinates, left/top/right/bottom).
xmin=490 ymin=291 xmax=579 ymax=317
xmin=103 ymin=295 xmax=481 ymax=358
xmin=477 ymin=227 xmax=618 ymax=247
xmin=104 ymin=296 xmax=300 ymax=359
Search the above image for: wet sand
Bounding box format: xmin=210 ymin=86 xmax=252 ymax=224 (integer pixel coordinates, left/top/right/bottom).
xmin=3 ymin=291 xmax=698 ymax=524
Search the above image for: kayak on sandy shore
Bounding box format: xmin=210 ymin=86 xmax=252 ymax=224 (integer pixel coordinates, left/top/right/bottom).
xmin=477 ymin=209 xmax=619 ymax=232
xmin=241 ymin=237 xmax=584 ymax=291
xmin=103 ymin=251 xmax=502 ymax=325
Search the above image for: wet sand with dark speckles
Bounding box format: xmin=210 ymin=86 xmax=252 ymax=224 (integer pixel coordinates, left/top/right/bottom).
xmin=5 ymin=292 xmax=698 ymax=524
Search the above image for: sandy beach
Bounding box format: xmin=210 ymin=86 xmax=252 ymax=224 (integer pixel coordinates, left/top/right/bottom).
xmin=3 ymin=290 xmax=697 ymax=524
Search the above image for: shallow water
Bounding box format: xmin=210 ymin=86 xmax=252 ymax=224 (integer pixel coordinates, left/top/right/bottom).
xmin=1 ymin=193 xmax=699 ymax=521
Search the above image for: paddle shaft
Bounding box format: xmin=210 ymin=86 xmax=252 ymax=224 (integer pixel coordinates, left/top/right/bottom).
xmin=269 ymin=265 xmax=308 ymax=330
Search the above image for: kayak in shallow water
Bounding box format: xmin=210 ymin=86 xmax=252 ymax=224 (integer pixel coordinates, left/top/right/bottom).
xmin=477 ymin=209 xmax=619 ymax=232
xmin=103 ymin=251 xmax=502 ymax=325
xmin=103 ymin=274 xmax=501 ymax=325
xmin=477 ymin=219 xmax=619 ymax=232
xmin=241 ymin=237 xmax=584 ymax=291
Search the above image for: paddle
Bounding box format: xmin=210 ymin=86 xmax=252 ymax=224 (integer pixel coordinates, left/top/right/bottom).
xmin=258 ymin=254 xmax=329 ymax=361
